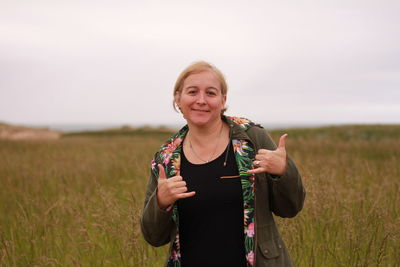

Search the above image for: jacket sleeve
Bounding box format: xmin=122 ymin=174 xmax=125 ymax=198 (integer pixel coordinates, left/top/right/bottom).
xmin=140 ymin=155 xmax=175 ymax=247
xmin=247 ymin=126 xmax=306 ymax=218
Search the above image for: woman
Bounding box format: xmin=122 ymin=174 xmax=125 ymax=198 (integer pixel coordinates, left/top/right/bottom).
xmin=141 ymin=61 xmax=305 ymax=267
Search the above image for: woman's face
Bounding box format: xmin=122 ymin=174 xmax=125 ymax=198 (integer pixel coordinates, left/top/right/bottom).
xmin=175 ymin=70 xmax=226 ymax=127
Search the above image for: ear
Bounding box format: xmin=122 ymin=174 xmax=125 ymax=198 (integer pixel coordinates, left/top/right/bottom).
xmin=174 ymin=93 xmax=181 ymax=107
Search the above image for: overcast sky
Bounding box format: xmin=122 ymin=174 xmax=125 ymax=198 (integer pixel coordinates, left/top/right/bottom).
xmin=1 ymin=0 xmax=399 ymax=128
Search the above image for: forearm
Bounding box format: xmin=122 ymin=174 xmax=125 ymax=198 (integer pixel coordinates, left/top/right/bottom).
xmin=140 ymin=170 xmax=174 ymax=247
xmin=268 ymin=156 xmax=305 ymax=218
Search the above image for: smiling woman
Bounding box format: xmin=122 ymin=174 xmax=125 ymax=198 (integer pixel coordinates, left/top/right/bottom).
xmin=172 ymin=61 xmax=228 ymax=113
xmin=176 ymin=70 xmax=226 ymax=127
xmin=140 ymin=61 xmax=305 ymax=267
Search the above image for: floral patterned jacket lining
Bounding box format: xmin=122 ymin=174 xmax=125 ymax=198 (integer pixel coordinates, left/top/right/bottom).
xmin=151 ymin=116 xmax=260 ymax=267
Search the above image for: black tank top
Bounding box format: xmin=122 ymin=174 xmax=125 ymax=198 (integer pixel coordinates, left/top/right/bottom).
xmin=177 ymin=143 xmax=246 ymax=267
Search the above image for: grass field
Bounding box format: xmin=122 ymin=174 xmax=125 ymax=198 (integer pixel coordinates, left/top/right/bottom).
xmin=0 ymin=125 xmax=399 ymax=266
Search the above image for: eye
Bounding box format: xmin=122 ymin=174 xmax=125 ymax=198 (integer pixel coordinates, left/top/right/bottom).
xmin=207 ymin=90 xmax=217 ymax=96
xmin=186 ymin=88 xmax=197 ymax=95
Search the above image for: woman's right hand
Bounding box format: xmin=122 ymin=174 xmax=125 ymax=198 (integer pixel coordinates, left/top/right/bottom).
xmin=156 ymin=164 xmax=196 ymax=210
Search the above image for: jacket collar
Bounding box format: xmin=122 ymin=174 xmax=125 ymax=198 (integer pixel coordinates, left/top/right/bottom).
xmin=224 ymin=115 xmax=259 ymax=141
xmin=226 ymin=117 xmax=248 ymax=139
xmin=171 ymin=115 xmax=258 ymax=137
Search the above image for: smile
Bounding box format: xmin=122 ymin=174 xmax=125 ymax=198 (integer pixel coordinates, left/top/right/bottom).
xmin=192 ymin=109 xmax=210 ymax=113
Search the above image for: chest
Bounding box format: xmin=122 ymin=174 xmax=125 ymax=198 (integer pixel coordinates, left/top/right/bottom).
xmin=179 ymin=143 xmax=243 ymax=210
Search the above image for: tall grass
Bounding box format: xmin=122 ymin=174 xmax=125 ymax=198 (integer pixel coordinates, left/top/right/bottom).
xmin=0 ymin=125 xmax=399 ymax=266
xmin=271 ymin=125 xmax=400 ymax=267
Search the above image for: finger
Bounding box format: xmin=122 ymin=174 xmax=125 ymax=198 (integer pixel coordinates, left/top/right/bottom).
xmin=174 ymin=186 xmax=189 ymax=194
xmin=169 ymin=176 xmax=183 ymax=182
xmin=247 ymin=167 xmax=266 ymax=174
xmin=177 ymin=191 xmax=196 ymax=199
xmin=257 ymin=149 xmax=270 ymax=154
xmin=174 ymin=181 xmax=187 ymax=188
xmin=255 ymin=154 xmax=269 ymax=160
xmin=158 ymin=164 xmax=167 ymax=179
xmin=278 ymin=134 xmax=288 ymax=149
xmin=253 ymin=160 xmax=261 ymax=167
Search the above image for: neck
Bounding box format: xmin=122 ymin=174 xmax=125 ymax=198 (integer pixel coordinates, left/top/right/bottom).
xmin=184 ymin=117 xmax=230 ymax=165
xmin=187 ymin=118 xmax=224 ymax=143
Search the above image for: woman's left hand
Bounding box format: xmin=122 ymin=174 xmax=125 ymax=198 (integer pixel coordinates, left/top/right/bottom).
xmin=247 ymin=134 xmax=288 ymax=176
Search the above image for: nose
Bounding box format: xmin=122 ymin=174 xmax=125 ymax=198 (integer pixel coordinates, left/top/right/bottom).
xmin=196 ymin=91 xmax=206 ymax=105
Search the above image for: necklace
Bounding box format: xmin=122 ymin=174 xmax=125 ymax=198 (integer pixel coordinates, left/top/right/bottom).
xmin=189 ymin=123 xmax=224 ymax=163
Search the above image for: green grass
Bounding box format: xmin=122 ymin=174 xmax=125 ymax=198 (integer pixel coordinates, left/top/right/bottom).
xmin=0 ymin=125 xmax=399 ymax=266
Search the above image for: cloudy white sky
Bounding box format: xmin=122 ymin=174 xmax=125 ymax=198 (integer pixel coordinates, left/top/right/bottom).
xmin=1 ymin=0 xmax=399 ymax=129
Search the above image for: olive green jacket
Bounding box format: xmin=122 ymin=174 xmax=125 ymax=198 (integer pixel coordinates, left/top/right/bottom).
xmin=141 ymin=116 xmax=305 ymax=267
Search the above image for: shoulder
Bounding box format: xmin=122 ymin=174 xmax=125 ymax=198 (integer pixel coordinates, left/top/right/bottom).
xmin=152 ymin=124 xmax=188 ymax=165
xmin=225 ymin=116 xmax=263 ymax=131
xmin=226 ymin=115 xmax=266 ymax=138
xmin=226 ymin=115 xmax=276 ymax=150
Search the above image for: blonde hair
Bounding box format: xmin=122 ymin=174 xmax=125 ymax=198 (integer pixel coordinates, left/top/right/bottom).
xmin=173 ymin=61 xmax=228 ymax=114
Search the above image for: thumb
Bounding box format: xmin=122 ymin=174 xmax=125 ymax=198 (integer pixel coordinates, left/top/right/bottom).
xmin=278 ymin=134 xmax=288 ymax=149
xmin=158 ymin=164 xmax=167 ymax=179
